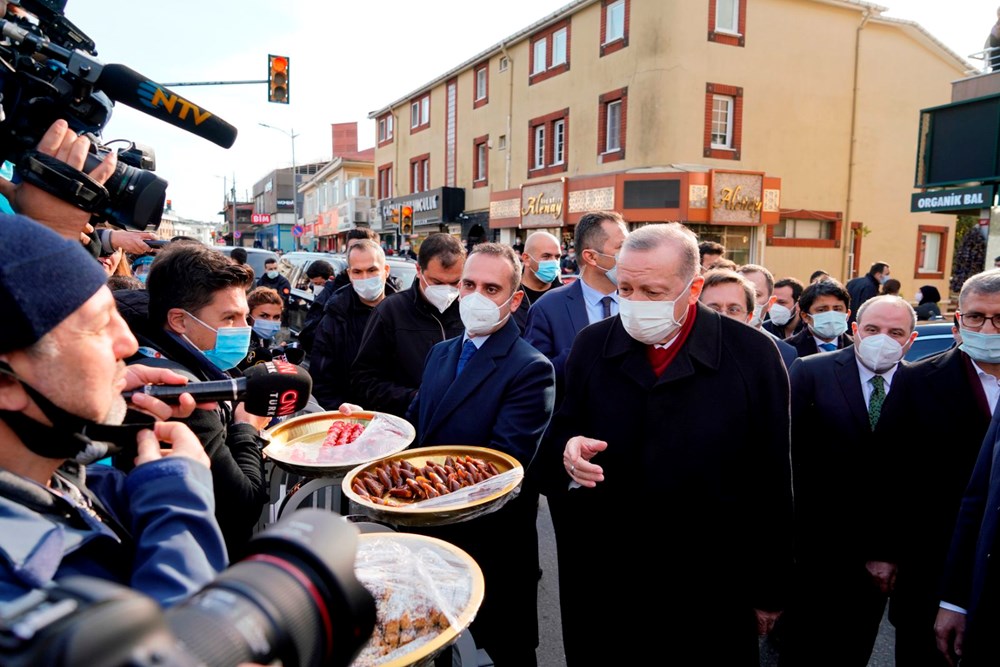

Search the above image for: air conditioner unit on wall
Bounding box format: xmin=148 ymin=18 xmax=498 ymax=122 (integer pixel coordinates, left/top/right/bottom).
xmin=353 ymin=210 xmax=368 ymax=224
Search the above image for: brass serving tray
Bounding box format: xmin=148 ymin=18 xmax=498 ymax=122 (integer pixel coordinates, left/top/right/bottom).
xmin=342 ymin=446 xmax=524 ymax=527
xmin=263 ymin=411 xmax=416 ymax=476
xmin=351 ymin=533 xmax=485 ymax=667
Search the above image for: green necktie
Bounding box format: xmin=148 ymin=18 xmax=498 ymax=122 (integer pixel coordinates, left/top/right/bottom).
xmin=869 ymin=375 xmax=886 ymax=430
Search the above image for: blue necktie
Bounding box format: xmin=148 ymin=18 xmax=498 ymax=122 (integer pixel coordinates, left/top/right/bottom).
xmin=456 ymin=339 xmax=477 ymax=377
xmin=819 ymin=342 xmax=837 ymax=352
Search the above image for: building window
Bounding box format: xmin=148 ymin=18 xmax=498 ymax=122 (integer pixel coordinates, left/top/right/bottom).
xmin=915 ymin=225 xmax=948 ymax=278
xmin=532 ymin=40 xmax=547 ymax=75
xmin=703 ymin=83 xmax=743 ymax=160
xmin=533 ymin=125 xmax=546 ymax=170
xmin=552 ymin=28 xmax=568 ymax=67
xmin=377 ymin=114 xmax=393 ymax=147
xmin=498 ymin=134 xmax=507 ymax=150
xmin=410 ymin=154 xmax=430 ymax=193
xmin=499 ymin=56 xmax=509 ymax=72
xmin=598 ymin=87 xmax=627 ymax=162
xmin=716 ymin=0 xmax=739 ymax=32
xmin=528 ymin=108 xmax=570 ymax=177
xmin=766 ymin=210 xmax=843 ymax=249
xmin=378 ymin=163 xmax=393 ymax=200
xmin=410 ymin=94 xmax=430 ymax=132
xmin=711 ymin=96 xmax=733 ymax=148
xmin=529 ymin=20 xmax=571 ymax=84
xmin=601 ymin=0 xmax=629 ymax=56
xmin=708 ymin=0 xmax=746 ymax=46
xmin=474 ymin=63 xmax=488 ymax=108
xmin=553 ymin=119 xmax=566 ymax=165
xmin=473 ymin=135 xmax=489 ymax=187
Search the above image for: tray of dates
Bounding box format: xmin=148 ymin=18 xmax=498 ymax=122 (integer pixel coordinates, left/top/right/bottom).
xmin=262 ymin=411 xmax=416 ymax=476
xmin=342 ymin=446 xmax=524 ymax=526
xmin=350 ymin=533 xmax=484 ymax=667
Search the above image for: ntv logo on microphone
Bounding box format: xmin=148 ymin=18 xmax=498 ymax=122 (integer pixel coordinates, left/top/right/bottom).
xmin=137 ymin=82 xmax=213 ymax=126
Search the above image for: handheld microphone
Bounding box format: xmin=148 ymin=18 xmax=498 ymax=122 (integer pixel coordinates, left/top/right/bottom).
xmin=95 ymin=63 xmax=239 ymax=149
xmin=122 ymin=361 xmax=312 ymax=418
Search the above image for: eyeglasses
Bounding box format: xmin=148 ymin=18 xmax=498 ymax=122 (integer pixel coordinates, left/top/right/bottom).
xmin=958 ymin=312 xmax=1000 ymax=329
xmin=707 ymin=304 xmax=747 ymax=317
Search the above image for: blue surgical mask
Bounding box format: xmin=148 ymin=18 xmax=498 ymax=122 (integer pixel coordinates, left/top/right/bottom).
xmin=808 ymin=310 xmax=848 ymax=340
xmin=184 ymin=311 xmax=252 ymax=370
xmin=530 ymin=257 xmax=560 ymax=283
xmin=960 ymin=329 xmax=1000 ymax=364
xmin=252 ymin=318 xmax=281 ymax=340
xmin=266 ymin=270 xmax=279 ymax=280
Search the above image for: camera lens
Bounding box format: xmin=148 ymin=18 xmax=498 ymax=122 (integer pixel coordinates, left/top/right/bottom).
xmin=83 ymin=150 xmax=167 ymax=231
xmin=165 ymin=509 xmax=375 ymax=667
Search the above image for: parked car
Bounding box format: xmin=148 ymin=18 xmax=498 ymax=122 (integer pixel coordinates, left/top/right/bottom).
xmin=904 ymin=320 xmax=955 ymax=362
xmin=216 ymin=245 xmax=278 ymax=281
xmin=278 ymin=250 xmax=418 ymax=336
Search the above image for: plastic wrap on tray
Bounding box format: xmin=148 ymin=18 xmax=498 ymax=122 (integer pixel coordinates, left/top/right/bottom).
xmin=410 ymin=468 xmax=523 ymax=513
xmin=283 ymin=413 xmax=413 ymax=466
xmin=351 ymin=537 xmax=476 ymax=666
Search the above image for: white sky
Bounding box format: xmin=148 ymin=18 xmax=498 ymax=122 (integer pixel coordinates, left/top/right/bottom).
xmin=56 ymin=0 xmax=999 ymax=225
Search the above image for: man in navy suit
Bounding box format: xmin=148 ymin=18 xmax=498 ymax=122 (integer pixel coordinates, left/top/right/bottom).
xmin=738 ymin=263 xmax=799 ymax=369
xmin=782 ymin=295 xmax=918 ymax=667
xmin=875 ymin=269 xmax=998 ymax=666
xmin=524 ymin=210 xmax=627 ymax=392
xmin=786 ymin=278 xmax=854 ymax=357
xmin=933 ymin=269 xmax=1000 ymax=667
xmin=406 ymin=242 xmax=556 ymax=666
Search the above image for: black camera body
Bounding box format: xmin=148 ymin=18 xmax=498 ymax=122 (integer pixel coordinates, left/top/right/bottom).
xmin=0 ymin=0 xmax=236 ymax=230
xmin=0 ymin=509 xmax=376 ymax=667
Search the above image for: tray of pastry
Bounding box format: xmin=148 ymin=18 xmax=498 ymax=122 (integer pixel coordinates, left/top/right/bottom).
xmin=351 ymin=532 xmax=484 ymax=667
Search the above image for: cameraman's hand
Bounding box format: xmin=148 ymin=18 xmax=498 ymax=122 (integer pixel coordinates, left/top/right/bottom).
xmin=0 ymin=119 xmax=117 ymax=244
xmin=124 ymin=365 xmax=218 ymax=419
xmin=108 ymin=229 xmax=158 ymax=254
xmin=134 ymin=422 xmax=210 ymax=469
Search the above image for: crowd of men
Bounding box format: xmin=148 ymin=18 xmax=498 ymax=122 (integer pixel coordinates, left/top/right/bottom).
xmin=3 ymin=121 xmax=1000 ymax=666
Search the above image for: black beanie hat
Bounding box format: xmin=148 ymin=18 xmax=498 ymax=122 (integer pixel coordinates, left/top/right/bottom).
xmin=0 ymin=213 xmax=108 ymax=354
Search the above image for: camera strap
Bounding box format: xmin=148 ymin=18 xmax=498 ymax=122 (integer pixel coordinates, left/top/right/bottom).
xmin=16 ymin=150 xmax=110 ymax=215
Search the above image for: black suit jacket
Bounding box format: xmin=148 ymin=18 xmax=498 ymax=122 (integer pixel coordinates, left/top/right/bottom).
xmin=539 ymin=304 xmax=792 ymax=664
xmin=786 ymin=327 xmax=853 ymax=358
xmin=875 ymin=348 xmax=991 ymax=626
xmin=789 ymin=347 xmax=904 ymax=564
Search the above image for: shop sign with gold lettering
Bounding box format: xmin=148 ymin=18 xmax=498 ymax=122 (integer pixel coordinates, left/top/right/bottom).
xmin=521 ymin=181 xmax=566 ymax=228
xmin=711 ymin=171 xmax=764 ymax=224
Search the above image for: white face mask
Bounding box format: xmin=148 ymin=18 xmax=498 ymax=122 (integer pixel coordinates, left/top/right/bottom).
xmin=749 ymin=303 xmax=766 ymax=329
xmin=809 ymin=310 xmax=848 ymax=340
xmin=914 ymin=291 xmax=922 ymax=304
xmin=312 ymin=284 xmax=325 ymax=298
xmin=460 ymin=291 xmax=514 ymax=336
xmin=768 ymin=303 xmax=794 ymax=326
xmin=618 ymin=278 xmax=694 ymax=345
xmin=855 ymin=332 xmax=905 ymax=373
xmin=352 ymin=275 xmax=385 ymax=302
xmin=421 ymin=276 xmax=460 ymax=313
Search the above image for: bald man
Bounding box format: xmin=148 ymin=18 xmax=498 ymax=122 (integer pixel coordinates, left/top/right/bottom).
xmin=520 ymin=231 xmax=563 ymax=305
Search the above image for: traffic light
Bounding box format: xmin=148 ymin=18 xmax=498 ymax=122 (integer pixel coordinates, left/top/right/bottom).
xmin=268 ymin=55 xmax=289 ymax=104
xmin=401 ymin=205 xmax=413 ymax=235
xmin=390 ymin=207 xmax=400 ymax=226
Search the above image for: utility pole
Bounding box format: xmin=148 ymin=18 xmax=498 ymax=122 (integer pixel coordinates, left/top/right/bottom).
xmin=259 ymin=123 xmax=300 ymax=250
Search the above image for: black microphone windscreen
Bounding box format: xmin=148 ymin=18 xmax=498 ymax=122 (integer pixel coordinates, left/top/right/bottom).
xmin=241 ymin=361 xmax=312 ymax=417
xmin=96 ymin=63 xmax=238 ymax=149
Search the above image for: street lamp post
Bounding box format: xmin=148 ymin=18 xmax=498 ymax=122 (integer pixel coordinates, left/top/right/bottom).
xmin=259 ymin=123 xmax=300 ymax=250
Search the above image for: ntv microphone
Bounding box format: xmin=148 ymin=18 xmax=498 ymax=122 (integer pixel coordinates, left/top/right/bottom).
xmin=122 ymin=361 xmax=312 ymax=418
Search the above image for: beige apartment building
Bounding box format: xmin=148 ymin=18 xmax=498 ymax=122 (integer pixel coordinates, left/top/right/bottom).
xmin=368 ymin=0 xmax=968 ymax=294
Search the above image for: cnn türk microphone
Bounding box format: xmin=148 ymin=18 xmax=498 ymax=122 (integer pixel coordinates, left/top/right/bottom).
xmin=122 ymin=361 xmax=311 ymax=418
xmin=96 ymin=63 xmax=239 ymax=149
